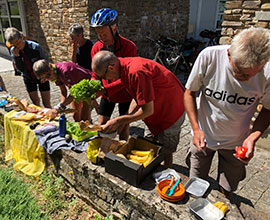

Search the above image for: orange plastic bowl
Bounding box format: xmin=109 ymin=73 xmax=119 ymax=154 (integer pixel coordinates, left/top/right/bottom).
xmin=157 ymin=179 xmax=185 ymax=202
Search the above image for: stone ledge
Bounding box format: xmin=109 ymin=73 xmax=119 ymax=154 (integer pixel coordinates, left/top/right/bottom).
xmin=47 ymin=149 xmax=194 ymax=219
xmin=46 ymin=147 xmax=270 ymax=220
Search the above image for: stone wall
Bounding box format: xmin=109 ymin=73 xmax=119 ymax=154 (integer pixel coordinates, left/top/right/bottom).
xmin=221 ymin=1 xmax=270 ymax=145
xmin=220 ymin=0 xmax=270 ymax=44
xmin=22 ymin=0 xmax=189 ymax=62
xmin=23 ymin=0 xmax=89 ymax=62
xmin=88 ymin=0 xmax=189 ymax=58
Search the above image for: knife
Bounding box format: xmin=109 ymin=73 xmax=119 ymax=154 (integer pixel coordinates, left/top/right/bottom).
xmin=168 ymin=179 xmax=181 ymax=196
xmin=165 ymin=175 xmax=175 ymax=194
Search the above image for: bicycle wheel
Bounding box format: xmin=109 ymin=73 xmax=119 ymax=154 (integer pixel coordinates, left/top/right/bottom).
xmin=173 ymin=55 xmax=192 ymax=85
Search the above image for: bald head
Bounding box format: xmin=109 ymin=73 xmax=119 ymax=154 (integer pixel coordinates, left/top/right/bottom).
xmin=92 ymin=51 xmax=120 ymax=79
xmin=92 ymin=50 xmax=118 ymax=72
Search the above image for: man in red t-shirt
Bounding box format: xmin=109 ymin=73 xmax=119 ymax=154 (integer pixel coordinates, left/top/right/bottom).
xmin=92 ymin=51 xmax=185 ymax=168
xmin=90 ymin=8 xmax=137 ymax=140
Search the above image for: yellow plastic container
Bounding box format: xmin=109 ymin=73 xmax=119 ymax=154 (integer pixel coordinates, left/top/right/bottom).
xmin=87 ymin=137 xmax=102 ymax=164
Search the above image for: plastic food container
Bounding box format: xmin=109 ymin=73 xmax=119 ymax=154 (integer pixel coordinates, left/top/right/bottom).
xmin=189 ymin=198 xmax=224 ymax=220
xmin=184 ymin=177 xmax=210 ymax=197
xmin=87 ymin=136 xmax=102 ymax=164
xmin=66 ymin=122 xmax=98 ymax=141
xmin=157 ymin=179 xmax=185 ymax=202
xmin=99 ymin=131 xmax=117 ymax=139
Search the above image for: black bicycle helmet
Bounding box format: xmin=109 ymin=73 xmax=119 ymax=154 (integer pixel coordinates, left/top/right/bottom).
xmin=90 ymin=8 xmax=118 ymax=27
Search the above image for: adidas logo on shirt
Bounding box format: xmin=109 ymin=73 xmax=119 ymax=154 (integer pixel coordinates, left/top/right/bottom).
xmin=204 ymin=88 xmax=255 ymax=105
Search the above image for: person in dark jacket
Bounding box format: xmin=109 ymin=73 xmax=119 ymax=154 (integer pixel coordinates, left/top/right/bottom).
xmin=5 ymin=27 xmax=51 ymax=108
xmin=68 ymin=23 xmax=94 ymax=71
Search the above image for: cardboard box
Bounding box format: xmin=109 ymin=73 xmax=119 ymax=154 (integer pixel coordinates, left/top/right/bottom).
xmin=104 ymin=136 xmax=163 ymax=186
xmin=87 ymin=136 xmax=127 ymax=164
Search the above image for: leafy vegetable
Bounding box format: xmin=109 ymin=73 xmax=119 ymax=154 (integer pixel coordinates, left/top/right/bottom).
xmin=67 ymin=122 xmax=95 ymax=137
xmin=69 ymin=79 xmax=101 ymax=104
xmin=66 ymin=122 xmax=98 ymax=141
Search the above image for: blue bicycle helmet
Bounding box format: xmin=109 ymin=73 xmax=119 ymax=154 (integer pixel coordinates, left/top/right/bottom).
xmin=90 ymin=8 xmax=118 ymax=27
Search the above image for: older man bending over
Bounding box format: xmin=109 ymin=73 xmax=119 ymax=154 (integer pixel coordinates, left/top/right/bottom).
xmin=92 ymin=51 xmax=185 ymax=168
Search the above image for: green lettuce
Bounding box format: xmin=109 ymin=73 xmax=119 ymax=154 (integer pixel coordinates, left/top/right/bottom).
xmin=66 ymin=122 xmax=95 ymax=136
xmin=70 ymin=79 xmax=101 ymax=104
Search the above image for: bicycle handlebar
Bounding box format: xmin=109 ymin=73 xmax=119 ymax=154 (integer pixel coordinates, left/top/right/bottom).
xmin=146 ymin=36 xmax=178 ymax=50
xmin=146 ymin=36 xmax=198 ymax=55
xmin=146 ymin=36 xmax=163 ymax=47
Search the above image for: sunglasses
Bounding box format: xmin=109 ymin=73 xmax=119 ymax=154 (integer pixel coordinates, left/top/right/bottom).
xmin=38 ymin=72 xmax=51 ymax=83
xmin=97 ymin=64 xmax=110 ymax=80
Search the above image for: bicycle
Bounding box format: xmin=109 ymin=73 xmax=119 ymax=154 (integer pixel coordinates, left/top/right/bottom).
xmin=199 ymin=29 xmax=220 ymax=47
xmin=147 ymin=35 xmax=200 ymax=85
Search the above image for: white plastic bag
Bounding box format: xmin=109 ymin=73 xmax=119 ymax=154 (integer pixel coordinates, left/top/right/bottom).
xmin=153 ymin=168 xmax=180 ymax=183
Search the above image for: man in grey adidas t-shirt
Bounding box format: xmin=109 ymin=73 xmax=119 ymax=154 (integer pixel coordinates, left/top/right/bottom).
xmin=184 ymin=27 xmax=270 ymax=198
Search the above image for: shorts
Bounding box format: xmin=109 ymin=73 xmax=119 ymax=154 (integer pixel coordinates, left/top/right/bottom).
xmin=98 ymin=98 xmax=130 ymax=117
xmin=24 ymin=79 xmax=50 ymax=93
xmin=154 ymin=113 xmax=185 ymax=154
xmin=186 ymin=144 xmax=246 ymax=192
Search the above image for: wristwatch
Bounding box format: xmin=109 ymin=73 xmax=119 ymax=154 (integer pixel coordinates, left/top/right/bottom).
xmin=54 ymin=103 xmax=66 ymax=113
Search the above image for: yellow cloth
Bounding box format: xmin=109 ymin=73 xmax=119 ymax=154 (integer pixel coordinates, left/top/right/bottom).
xmin=4 ymin=110 xmax=46 ymax=177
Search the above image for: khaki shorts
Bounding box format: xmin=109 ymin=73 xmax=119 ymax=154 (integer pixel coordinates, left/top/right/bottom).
xmin=186 ymin=144 xmax=246 ymax=192
xmin=154 ymin=113 xmax=185 ymax=154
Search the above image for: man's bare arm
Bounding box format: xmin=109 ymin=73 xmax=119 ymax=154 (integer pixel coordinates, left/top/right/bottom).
xmin=184 ymin=89 xmax=206 ymax=150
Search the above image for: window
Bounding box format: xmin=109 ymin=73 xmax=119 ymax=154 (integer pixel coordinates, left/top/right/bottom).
xmin=216 ymin=0 xmax=226 ymax=30
xmin=0 ymin=0 xmax=25 ymax=44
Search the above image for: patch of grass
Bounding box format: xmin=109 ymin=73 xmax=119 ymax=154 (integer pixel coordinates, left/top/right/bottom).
xmin=0 ymin=123 xmax=104 ymax=219
xmin=94 ymin=214 xmax=113 ymax=220
xmin=0 ymin=168 xmax=48 ymax=220
xmin=38 ymin=171 xmax=68 ymax=215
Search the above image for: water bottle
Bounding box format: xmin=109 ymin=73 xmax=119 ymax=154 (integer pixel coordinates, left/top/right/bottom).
xmin=59 ymin=114 xmax=66 ymax=137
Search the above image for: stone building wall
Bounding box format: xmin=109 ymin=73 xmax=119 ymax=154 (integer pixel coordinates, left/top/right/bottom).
xmin=22 ymin=0 xmax=189 ymax=62
xmin=220 ymin=0 xmax=270 ymax=44
xmin=23 ymin=0 xmax=89 ymax=62
xmin=88 ymin=0 xmax=189 ymax=59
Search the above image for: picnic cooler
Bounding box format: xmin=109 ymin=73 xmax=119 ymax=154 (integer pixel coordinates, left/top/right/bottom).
xmin=104 ymin=136 xmax=163 ymax=186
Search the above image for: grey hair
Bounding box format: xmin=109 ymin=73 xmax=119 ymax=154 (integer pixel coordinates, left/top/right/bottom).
xmin=33 ymin=59 xmax=51 ymax=77
xmin=4 ymin=27 xmax=21 ymax=42
xmin=68 ymin=23 xmax=83 ymax=35
xmin=230 ymin=27 xmax=270 ymax=69
xmin=92 ymin=51 xmax=119 ymax=74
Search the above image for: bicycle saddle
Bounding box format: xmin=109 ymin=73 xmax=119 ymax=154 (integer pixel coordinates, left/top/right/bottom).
xmin=159 ymin=36 xmax=178 ymax=47
xmin=199 ymin=30 xmax=218 ymax=39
